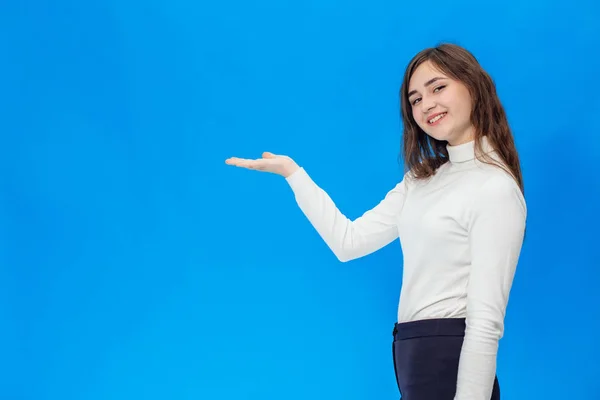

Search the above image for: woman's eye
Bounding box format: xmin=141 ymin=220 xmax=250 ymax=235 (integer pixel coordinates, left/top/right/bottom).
xmin=412 ymin=98 xmax=421 ymax=105
xmin=433 ymin=85 xmax=446 ymax=93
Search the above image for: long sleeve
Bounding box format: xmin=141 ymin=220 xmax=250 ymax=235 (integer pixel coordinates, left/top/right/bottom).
xmin=285 ymin=167 xmax=407 ymax=262
xmin=454 ymin=175 xmax=527 ymax=400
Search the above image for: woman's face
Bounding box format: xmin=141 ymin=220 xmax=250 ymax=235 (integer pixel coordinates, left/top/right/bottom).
xmin=407 ymin=60 xmax=475 ymax=146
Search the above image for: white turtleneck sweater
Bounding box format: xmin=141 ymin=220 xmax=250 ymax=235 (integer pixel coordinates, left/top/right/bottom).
xmin=284 ymin=137 xmax=527 ymax=400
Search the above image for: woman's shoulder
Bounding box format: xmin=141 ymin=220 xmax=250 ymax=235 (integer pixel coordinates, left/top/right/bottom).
xmin=402 ymin=159 xmax=452 ymax=181
xmin=472 ymin=165 xmax=527 ymax=216
xmin=476 ymin=158 xmax=521 ymax=189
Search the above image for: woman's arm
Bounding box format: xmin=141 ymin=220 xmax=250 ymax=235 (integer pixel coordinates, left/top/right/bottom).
xmin=225 ymin=152 xmax=407 ymax=262
xmin=285 ymin=167 xmax=407 ymax=262
xmin=454 ymin=175 xmax=527 ymax=400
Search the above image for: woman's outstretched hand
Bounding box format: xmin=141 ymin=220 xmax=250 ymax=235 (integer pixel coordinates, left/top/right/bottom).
xmin=225 ymin=152 xmax=300 ymax=178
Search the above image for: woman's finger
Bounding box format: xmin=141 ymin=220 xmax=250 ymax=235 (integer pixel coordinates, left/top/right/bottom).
xmin=225 ymin=157 xmax=266 ymax=171
xmin=225 ymin=157 xmax=252 ymax=166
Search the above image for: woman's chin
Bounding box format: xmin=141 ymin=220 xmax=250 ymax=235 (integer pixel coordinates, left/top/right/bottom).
xmin=425 ymin=130 xmax=452 ymax=143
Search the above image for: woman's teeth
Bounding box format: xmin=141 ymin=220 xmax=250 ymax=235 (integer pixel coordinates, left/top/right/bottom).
xmin=428 ymin=113 xmax=447 ymax=124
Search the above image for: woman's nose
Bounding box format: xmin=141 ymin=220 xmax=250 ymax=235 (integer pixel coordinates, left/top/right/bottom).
xmin=421 ymin=96 xmax=436 ymax=112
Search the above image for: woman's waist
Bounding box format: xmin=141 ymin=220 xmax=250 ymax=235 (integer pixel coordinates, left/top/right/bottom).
xmin=392 ymin=317 xmax=466 ymax=340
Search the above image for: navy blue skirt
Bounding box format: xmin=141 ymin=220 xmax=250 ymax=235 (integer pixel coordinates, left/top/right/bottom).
xmin=392 ymin=318 xmax=500 ymax=399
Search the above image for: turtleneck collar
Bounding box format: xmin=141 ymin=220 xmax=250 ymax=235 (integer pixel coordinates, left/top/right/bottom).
xmin=446 ymin=135 xmax=494 ymax=163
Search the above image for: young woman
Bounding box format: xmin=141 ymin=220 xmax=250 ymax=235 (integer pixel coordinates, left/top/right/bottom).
xmin=225 ymin=43 xmax=526 ymax=400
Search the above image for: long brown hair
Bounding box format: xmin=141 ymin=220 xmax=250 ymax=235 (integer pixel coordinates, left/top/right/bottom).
xmin=399 ymin=43 xmax=524 ymax=195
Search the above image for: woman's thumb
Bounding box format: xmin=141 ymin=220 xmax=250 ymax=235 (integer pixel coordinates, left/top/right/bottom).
xmin=262 ymin=152 xmax=276 ymax=159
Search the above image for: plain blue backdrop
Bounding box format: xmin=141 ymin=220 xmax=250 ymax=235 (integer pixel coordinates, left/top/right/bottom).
xmin=2 ymin=0 xmax=600 ymax=399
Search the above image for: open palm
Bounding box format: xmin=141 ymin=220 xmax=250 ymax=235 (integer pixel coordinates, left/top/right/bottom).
xmin=225 ymin=152 xmax=299 ymax=178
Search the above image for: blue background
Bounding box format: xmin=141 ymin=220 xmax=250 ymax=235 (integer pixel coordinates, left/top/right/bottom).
xmin=2 ymin=0 xmax=599 ymax=399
